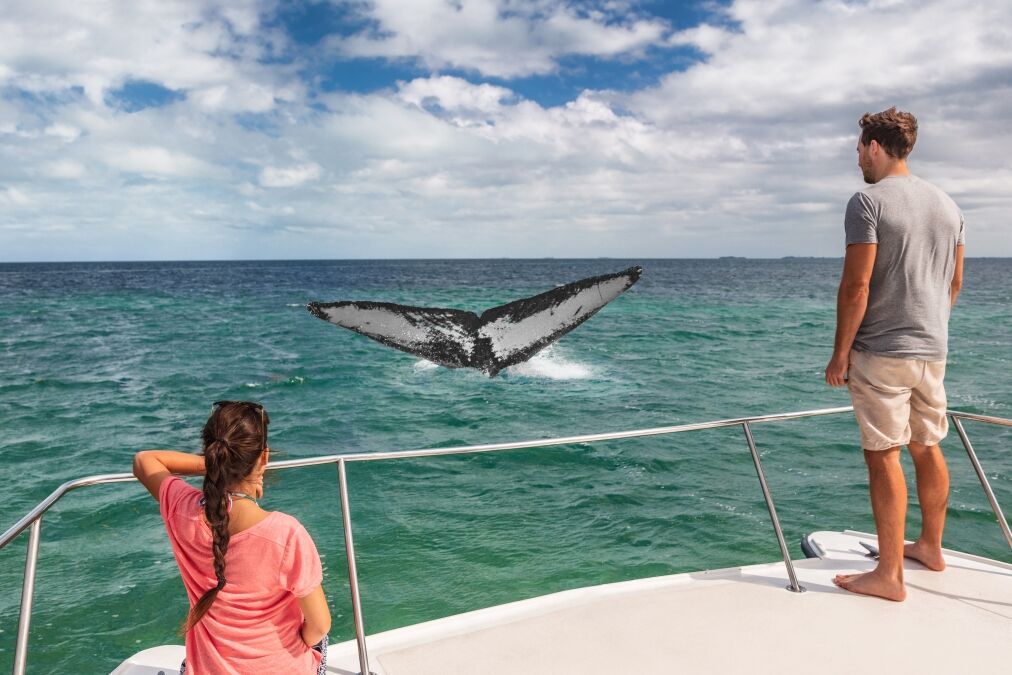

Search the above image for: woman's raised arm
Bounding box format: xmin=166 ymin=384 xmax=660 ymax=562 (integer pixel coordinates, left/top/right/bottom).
xmin=132 ymin=450 xmax=206 ymax=500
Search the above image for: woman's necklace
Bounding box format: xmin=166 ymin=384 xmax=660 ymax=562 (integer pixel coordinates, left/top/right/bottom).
xmin=228 ymin=491 xmax=259 ymax=507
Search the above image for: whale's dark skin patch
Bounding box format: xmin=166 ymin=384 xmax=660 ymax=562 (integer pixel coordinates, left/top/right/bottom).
xmin=308 ymin=266 xmax=642 ymax=377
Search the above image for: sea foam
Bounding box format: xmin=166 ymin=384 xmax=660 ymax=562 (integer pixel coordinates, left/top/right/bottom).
xmin=413 ymin=359 xmax=440 ymax=373
xmin=412 ymin=348 xmax=593 ymax=380
xmin=506 ymin=348 xmax=594 ymax=380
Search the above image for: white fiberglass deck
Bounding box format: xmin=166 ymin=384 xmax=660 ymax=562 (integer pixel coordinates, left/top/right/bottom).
xmin=117 ymin=531 xmax=1012 ymax=675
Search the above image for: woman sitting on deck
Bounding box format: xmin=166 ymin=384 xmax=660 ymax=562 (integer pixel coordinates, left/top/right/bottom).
xmin=133 ymin=401 xmax=331 ymax=674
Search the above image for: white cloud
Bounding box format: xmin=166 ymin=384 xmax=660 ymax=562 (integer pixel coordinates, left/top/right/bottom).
xmin=259 ymin=163 xmax=323 ymax=188
xmin=638 ymin=0 xmax=1012 ymax=121
xmin=189 ymin=80 xmax=294 ymax=114
xmin=1 ymin=0 xmax=1010 ymax=261
xmin=43 ymin=123 xmax=81 ymax=142
xmin=330 ymin=0 xmax=670 ymax=78
xmin=1 ymin=186 xmax=30 ymax=205
xmin=399 ymin=76 xmax=515 ymax=115
xmin=43 ymin=159 xmax=87 ymax=179
xmin=667 ymin=23 xmax=736 ymax=54
xmin=0 ymin=0 xmax=294 ymax=112
xmin=106 ymin=145 xmax=212 ymax=178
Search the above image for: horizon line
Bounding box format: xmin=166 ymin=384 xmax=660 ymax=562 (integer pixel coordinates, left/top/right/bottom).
xmin=1 ymin=255 xmax=1008 ymax=265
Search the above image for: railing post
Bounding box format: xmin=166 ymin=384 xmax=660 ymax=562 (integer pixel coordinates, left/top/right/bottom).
xmin=951 ymin=415 xmax=1012 ymax=553
xmin=741 ymin=422 xmax=805 ymax=593
xmin=13 ymin=518 xmax=42 ymax=675
xmin=337 ymin=458 xmax=373 ymax=675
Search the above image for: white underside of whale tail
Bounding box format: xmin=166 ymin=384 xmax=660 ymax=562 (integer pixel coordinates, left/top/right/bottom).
xmin=477 ymin=274 xmax=634 ymax=363
xmin=308 ymin=266 xmax=641 ymax=375
xmin=310 ymin=302 xmax=478 ymax=367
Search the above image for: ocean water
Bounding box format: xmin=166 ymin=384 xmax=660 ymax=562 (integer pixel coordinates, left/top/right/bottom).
xmin=1 ymin=258 xmax=1009 ymax=673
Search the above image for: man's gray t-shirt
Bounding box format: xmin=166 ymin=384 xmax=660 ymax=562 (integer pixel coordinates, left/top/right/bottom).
xmin=845 ymin=174 xmax=964 ymax=361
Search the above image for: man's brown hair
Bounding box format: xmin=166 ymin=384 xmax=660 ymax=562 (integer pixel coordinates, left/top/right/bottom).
xmin=859 ymin=107 xmax=917 ymax=159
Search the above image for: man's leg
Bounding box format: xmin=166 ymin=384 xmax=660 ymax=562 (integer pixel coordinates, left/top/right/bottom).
xmin=833 ymin=446 xmax=908 ymax=601
xmin=905 ymin=358 xmax=950 ymax=571
xmin=904 ymin=441 xmax=948 ymax=570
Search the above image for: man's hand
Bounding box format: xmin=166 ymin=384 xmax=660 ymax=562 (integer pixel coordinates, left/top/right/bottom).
xmin=828 ymin=243 xmax=875 ymax=388
xmin=825 ymin=351 xmax=850 ymax=387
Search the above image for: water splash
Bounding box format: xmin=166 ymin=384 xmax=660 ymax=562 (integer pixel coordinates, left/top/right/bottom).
xmin=412 ymin=359 xmax=440 ymax=373
xmin=412 ymin=348 xmax=594 ymax=380
xmin=505 ymin=347 xmax=594 ymax=380
xmin=245 ymin=375 xmax=305 ymax=388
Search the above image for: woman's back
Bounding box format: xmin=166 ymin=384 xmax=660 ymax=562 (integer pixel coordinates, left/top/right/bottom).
xmin=133 ymin=401 xmax=330 ymax=674
xmin=160 ymin=476 xmax=322 ymax=674
xmin=222 ymin=499 xmax=272 ymax=536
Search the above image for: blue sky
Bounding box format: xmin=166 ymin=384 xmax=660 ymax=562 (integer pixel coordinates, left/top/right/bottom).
xmin=1 ymin=0 xmax=1010 ymax=261
xmin=270 ymin=1 xmax=722 ymax=104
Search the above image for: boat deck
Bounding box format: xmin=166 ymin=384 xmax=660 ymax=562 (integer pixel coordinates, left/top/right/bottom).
xmin=116 ymin=531 xmax=1012 ymax=674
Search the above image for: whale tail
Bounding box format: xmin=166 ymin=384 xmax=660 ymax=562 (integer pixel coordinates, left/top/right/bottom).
xmin=306 ymin=301 xmax=481 ymax=369
xmin=474 ymin=266 xmax=641 ymax=375
xmin=308 ymin=266 xmax=642 ymax=376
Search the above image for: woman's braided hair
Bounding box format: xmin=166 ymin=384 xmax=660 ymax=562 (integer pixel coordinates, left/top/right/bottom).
xmin=181 ymin=401 xmax=269 ymax=634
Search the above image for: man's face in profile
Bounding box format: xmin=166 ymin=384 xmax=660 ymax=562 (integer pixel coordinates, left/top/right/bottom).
xmin=856 ymin=137 xmax=875 ymax=184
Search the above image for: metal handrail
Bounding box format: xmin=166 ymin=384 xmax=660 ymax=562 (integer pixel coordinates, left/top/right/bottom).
xmin=3 ymin=406 xmax=1009 ymax=675
xmin=1 ymin=405 xmax=856 ymax=551
xmin=948 ymin=410 xmax=1012 ymax=428
xmin=951 ymin=415 xmax=1012 ymax=551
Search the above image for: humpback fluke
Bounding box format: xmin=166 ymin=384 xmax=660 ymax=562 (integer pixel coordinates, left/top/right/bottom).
xmin=307 ymin=266 xmax=642 ymax=376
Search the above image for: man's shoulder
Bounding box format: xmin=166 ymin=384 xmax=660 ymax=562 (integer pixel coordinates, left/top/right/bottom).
xmin=861 ymin=176 xmax=908 ymax=198
xmin=908 ymin=174 xmax=954 ymax=196
xmin=846 ymin=184 xmax=874 ymax=202
xmin=845 ymin=189 xmax=877 ymax=217
xmin=859 ymin=175 xmax=956 ymax=208
xmin=849 ymin=178 xmax=904 ymax=204
xmin=881 ymin=174 xmax=953 ymax=198
xmin=909 ymin=176 xmax=963 ymax=220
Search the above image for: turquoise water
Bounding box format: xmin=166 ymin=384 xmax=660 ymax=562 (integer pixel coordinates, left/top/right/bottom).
xmin=1 ymin=258 xmax=1009 ymax=673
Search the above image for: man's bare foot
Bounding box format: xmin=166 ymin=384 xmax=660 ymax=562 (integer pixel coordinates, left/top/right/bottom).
xmin=833 ymin=569 xmax=906 ymax=601
xmin=904 ymin=540 xmax=946 ymax=571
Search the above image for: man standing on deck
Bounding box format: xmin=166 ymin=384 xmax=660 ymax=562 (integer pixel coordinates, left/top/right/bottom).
xmin=825 ymin=107 xmax=965 ymax=602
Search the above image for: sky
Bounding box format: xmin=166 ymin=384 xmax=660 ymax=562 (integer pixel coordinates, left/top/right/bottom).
xmin=1 ymin=0 xmax=1010 ymax=261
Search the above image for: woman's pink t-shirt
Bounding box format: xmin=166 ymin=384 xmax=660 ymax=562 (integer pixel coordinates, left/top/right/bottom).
xmin=159 ymin=476 xmax=323 ymax=675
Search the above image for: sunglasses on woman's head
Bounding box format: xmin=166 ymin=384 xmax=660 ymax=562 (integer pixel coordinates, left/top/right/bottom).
xmin=211 ymin=400 xmax=267 ymax=450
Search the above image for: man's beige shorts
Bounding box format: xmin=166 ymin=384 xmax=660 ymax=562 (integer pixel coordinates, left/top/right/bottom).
xmin=847 ymin=349 xmax=948 ymax=452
